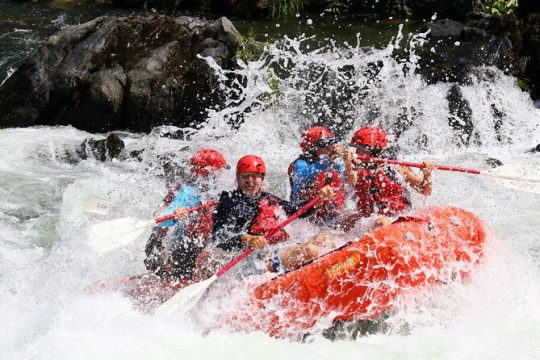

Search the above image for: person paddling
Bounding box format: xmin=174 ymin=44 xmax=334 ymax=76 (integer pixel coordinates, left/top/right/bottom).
xmin=288 ymin=126 xmax=356 ymax=228
xmin=144 ymin=149 xmax=228 ymax=281
xmin=196 ymin=155 xmax=334 ymax=276
xmin=350 ymin=126 xmax=435 ymax=227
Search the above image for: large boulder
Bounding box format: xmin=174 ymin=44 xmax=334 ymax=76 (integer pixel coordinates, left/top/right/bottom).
xmin=521 ymin=13 xmax=540 ymax=98
xmin=0 ymin=14 xmax=240 ymax=133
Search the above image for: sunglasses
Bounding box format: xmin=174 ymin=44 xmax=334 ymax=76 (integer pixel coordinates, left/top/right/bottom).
xmin=352 ymin=144 xmax=375 ymax=152
xmin=314 ymin=137 xmax=337 ymax=148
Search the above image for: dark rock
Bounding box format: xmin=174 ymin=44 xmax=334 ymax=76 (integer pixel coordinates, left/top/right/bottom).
xmin=0 ymin=14 xmax=240 ymax=133
xmin=64 ymin=67 xmax=127 ymax=132
xmin=486 ymin=157 xmax=503 ymax=167
xmin=77 ymin=134 xmax=125 ymax=161
xmin=519 ymin=0 xmax=540 ymax=15
xmin=521 ymin=14 xmax=540 ymax=98
xmin=429 ymin=19 xmax=465 ymax=39
xmin=464 ymin=14 xmax=521 ymax=75
xmin=447 ymin=84 xmax=474 ymax=145
xmin=490 ymin=103 xmax=506 ymax=143
xmin=462 ymin=25 xmax=487 ymax=41
xmin=416 ymin=50 xmax=474 ymax=85
xmin=467 ymin=0 xmax=486 ymax=18
xmin=527 ymin=144 xmax=540 ymax=153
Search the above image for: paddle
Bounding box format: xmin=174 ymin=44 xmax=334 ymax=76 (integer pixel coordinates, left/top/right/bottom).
xmin=83 ymin=198 xmax=114 ymax=216
xmin=87 ymin=201 xmax=218 ymax=254
xmin=155 ymin=196 xmax=321 ymax=316
xmin=356 ymin=154 xmax=540 ymax=195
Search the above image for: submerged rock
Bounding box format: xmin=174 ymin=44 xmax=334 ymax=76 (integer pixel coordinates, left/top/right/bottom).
xmin=77 ymin=134 xmax=125 ymax=161
xmin=527 ymin=144 xmax=540 ymax=153
xmin=0 ymin=14 xmax=240 ymax=133
xmin=486 ymin=157 xmax=503 ymax=168
xmin=447 ymin=84 xmax=474 ymax=145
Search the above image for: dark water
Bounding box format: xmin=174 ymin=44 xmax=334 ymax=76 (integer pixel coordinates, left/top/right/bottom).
xmin=0 ymin=1 xmax=129 ymax=83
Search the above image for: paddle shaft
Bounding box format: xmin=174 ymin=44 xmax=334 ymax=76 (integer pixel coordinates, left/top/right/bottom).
xmin=356 ymin=154 xmax=480 ymax=174
xmin=357 ymin=154 xmax=540 ymax=183
xmin=215 ymin=196 xmax=321 ymax=278
xmin=154 ymin=201 xmax=218 ymax=224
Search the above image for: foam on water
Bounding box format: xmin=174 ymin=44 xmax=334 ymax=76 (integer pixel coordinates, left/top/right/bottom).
xmin=1 ymin=26 xmax=539 ymax=359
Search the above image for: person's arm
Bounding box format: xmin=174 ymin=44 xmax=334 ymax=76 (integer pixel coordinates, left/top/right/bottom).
xmin=342 ymin=149 xmax=357 ymax=187
xmin=397 ymin=161 xmax=434 ymax=196
xmin=158 ymin=186 xmax=202 ymax=227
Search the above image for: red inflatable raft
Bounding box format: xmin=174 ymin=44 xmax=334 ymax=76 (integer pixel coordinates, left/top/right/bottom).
xmin=235 ymin=206 xmax=486 ymax=337
xmin=88 ymin=206 xmax=486 ymax=338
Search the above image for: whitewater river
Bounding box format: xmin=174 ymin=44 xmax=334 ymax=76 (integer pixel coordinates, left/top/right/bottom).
xmin=1 ymin=4 xmax=540 ymax=360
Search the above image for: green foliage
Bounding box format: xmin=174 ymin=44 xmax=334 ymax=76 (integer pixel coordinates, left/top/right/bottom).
xmin=269 ymin=0 xmax=305 ymax=18
xmin=235 ymin=28 xmax=266 ymax=63
xmin=483 ymin=0 xmax=518 ymax=15
xmin=323 ymin=0 xmax=351 ymax=14
xmin=257 ymin=70 xmax=283 ymax=106
xmin=517 ymin=78 xmax=532 ymax=93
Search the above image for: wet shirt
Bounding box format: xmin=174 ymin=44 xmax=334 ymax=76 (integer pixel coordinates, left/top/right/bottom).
xmin=212 ymin=189 xmax=313 ymax=252
xmin=157 ymin=185 xmax=202 ymax=228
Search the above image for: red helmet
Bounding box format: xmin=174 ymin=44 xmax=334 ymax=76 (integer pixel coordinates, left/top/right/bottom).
xmin=350 ymin=126 xmax=388 ymax=149
xmin=236 ymin=155 xmax=266 ymax=175
xmin=300 ymin=126 xmax=336 ymax=152
xmin=190 ymin=149 xmax=227 ymax=177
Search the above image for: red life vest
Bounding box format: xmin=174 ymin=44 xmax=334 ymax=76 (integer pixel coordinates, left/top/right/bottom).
xmin=288 ymin=157 xmax=346 ymax=222
xmin=249 ymin=197 xmax=289 ymax=245
xmin=355 ymin=166 xmax=411 ymax=217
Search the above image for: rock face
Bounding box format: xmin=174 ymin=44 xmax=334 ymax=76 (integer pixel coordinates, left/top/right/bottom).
xmin=521 ymin=13 xmax=540 ymax=98
xmin=0 ymin=14 xmax=240 ymax=133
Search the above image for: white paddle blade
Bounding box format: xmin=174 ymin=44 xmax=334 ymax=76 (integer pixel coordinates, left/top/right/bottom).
xmin=485 ymin=164 xmax=540 ymax=195
xmin=83 ymin=198 xmax=114 ymax=216
xmin=155 ymin=275 xmax=217 ymax=316
xmin=88 ymin=217 xmax=152 ymax=254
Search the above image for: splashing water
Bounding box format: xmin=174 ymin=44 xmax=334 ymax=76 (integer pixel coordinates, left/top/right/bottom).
xmin=1 ymin=23 xmax=539 ymax=359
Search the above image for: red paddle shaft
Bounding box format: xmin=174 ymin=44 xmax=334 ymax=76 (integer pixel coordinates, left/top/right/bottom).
xmin=356 ymin=154 xmax=481 ymax=175
xmin=216 ymin=196 xmax=321 ymax=277
xmin=154 ymin=201 xmax=218 ymax=224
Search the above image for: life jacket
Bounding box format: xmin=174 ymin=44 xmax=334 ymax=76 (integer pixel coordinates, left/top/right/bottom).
xmin=355 ymin=165 xmax=411 ymax=218
xmin=288 ymin=157 xmax=346 ymax=222
xmin=249 ymin=196 xmax=289 ymax=245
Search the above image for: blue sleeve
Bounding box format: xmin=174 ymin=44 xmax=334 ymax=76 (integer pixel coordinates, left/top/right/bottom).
xmin=334 ymin=160 xmax=345 ymax=182
xmin=157 ymin=186 xmax=202 ymax=228
xmin=290 ymin=157 xmax=331 ymax=204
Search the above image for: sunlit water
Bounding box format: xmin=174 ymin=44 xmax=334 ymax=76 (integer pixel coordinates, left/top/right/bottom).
xmin=1 ymin=9 xmax=540 ymax=360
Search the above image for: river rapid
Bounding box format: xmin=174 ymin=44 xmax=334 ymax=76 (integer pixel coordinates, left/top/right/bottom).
xmin=1 ymin=3 xmax=540 ymax=359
